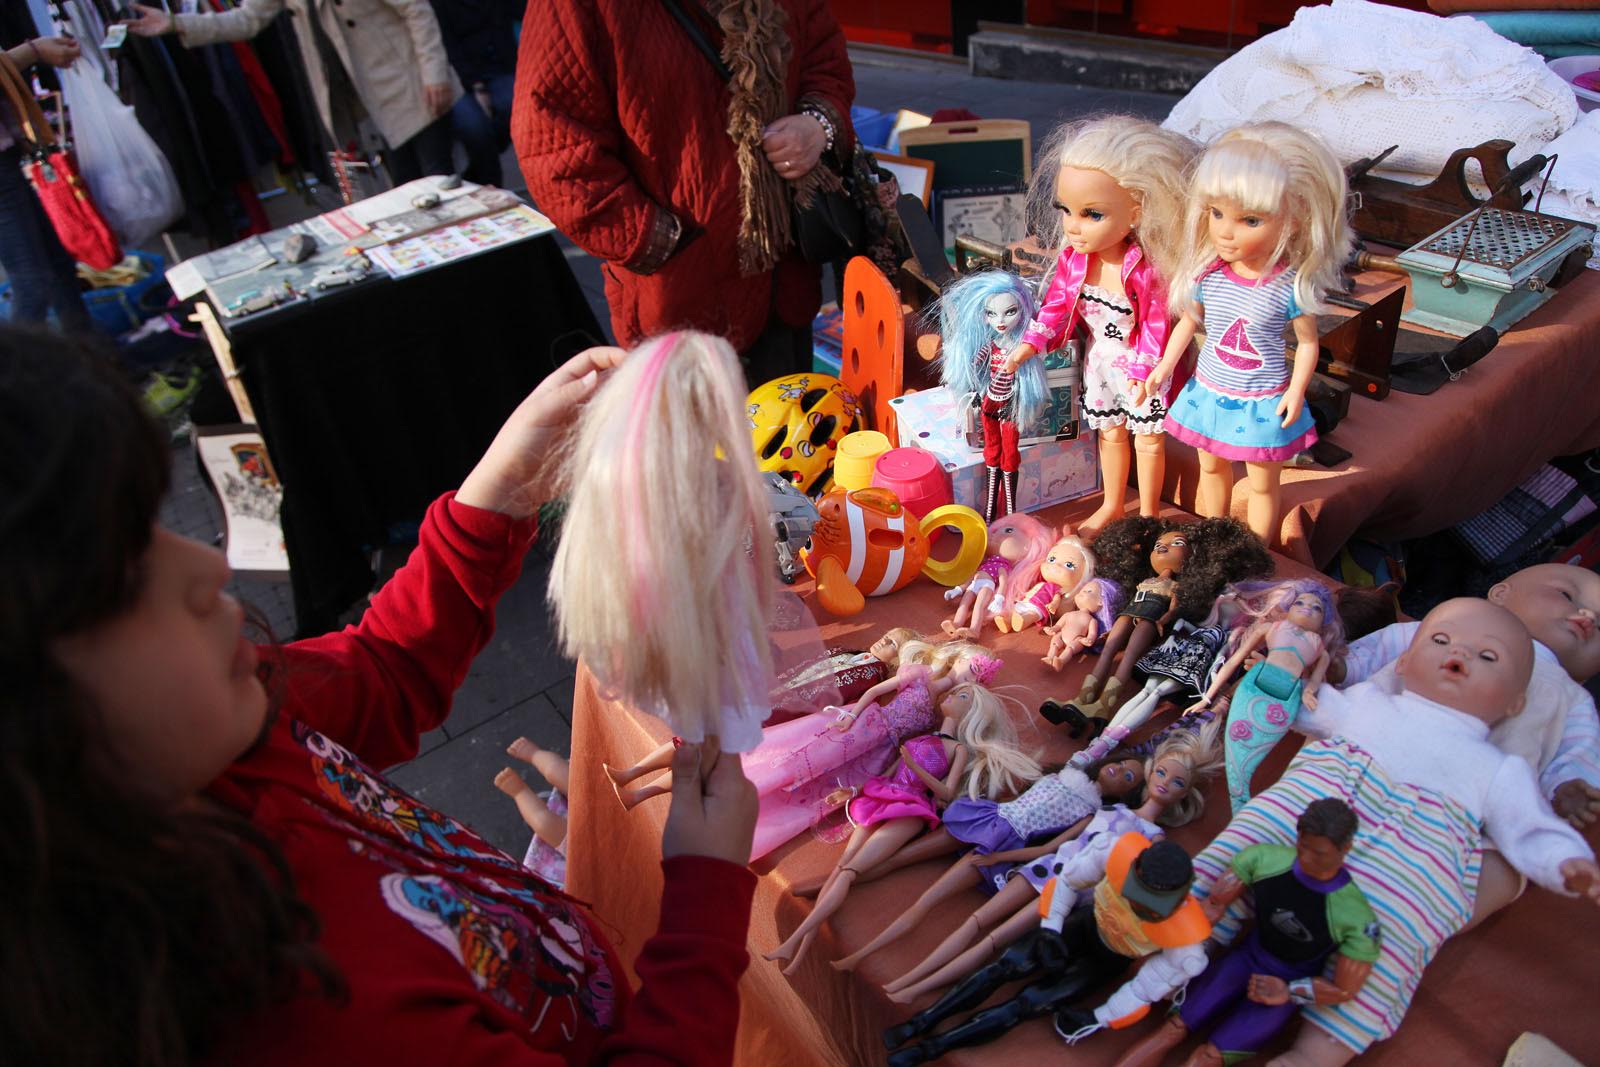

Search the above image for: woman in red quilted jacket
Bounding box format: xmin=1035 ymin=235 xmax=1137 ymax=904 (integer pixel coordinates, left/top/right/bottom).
xmin=513 ymin=0 xmax=854 ymax=383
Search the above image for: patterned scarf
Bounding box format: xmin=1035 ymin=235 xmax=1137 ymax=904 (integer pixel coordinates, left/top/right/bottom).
xmin=708 ymin=0 xmax=830 ymax=275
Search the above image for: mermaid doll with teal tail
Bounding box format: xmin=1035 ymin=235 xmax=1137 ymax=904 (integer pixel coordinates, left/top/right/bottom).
xmin=1188 ymin=579 xmax=1343 ymax=813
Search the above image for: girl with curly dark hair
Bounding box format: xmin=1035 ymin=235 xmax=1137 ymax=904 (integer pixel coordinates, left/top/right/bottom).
xmin=1040 ymin=515 xmax=1271 ymax=734
xmin=0 ymin=325 xmax=759 ymax=1067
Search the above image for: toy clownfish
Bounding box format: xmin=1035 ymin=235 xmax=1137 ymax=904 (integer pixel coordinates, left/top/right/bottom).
xmin=801 ymin=487 xmax=987 ymax=616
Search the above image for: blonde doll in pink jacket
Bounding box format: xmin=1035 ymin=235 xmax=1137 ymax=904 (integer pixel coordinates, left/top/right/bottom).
xmin=1004 ymin=117 xmax=1196 ymax=537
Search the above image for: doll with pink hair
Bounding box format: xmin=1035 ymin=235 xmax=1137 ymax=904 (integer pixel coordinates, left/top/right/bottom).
xmin=1043 ymin=577 xmax=1124 ymax=671
xmin=1189 ymin=578 xmax=1344 ymax=812
xmin=763 ymin=682 xmax=1038 ymax=973
xmin=994 ymin=529 xmax=1094 ymax=635
xmin=942 ymin=513 xmax=1056 ymax=640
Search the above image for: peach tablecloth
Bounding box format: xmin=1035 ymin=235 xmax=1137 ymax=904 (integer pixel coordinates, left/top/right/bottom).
xmin=566 ymin=497 xmax=1600 ymax=1066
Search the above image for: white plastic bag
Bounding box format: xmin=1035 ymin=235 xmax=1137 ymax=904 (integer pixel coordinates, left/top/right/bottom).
xmin=58 ymin=56 xmax=184 ymax=247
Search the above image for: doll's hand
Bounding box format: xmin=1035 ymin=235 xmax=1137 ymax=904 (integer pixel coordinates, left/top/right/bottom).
xmin=1247 ymin=974 xmax=1290 ymax=1006
xmin=944 ymin=585 xmax=965 ymax=602
xmin=125 ymin=3 xmax=177 ymax=35
xmin=662 ymin=737 xmax=758 ymax=865
xmin=1560 ymin=857 xmax=1600 ymax=903
xmin=763 ymin=114 xmax=826 ymax=181
xmin=1003 ymin=343 xmax=1038 ymax=374
xmin=1185 ymin=695 xmax=1211 ymax=715
xmin=456 ymin=345 xmax=626 ymax=517
xmin=1301 ymin=687 xmax=1319 ymax=711
xmin=1553 ymin=780 xmax=1600 ymax=829
xmin=1138 ymin=366 xmax=1170 ymax=406
xmin=1276 ymin=390 xmax=1305 ymax=429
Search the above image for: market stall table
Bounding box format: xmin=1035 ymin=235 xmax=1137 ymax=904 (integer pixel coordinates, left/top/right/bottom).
xmin=1160 ymin=268 xmax=1600 ymax=568
xmin=566 ymin=496 xmax=1600 ymax=1066
xmin=200 ymin=229 xmax=604 ymax=634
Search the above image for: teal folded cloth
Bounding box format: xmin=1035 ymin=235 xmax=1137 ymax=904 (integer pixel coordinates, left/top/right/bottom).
xmin=1540 ymin=41 xmax=1600 ymax=57
xmin=1460 ymin=10 xmax=1600 ymax=45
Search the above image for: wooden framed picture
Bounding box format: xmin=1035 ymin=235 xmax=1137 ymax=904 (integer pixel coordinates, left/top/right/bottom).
xmin=870 ymin=150 xmax=936 ymax=208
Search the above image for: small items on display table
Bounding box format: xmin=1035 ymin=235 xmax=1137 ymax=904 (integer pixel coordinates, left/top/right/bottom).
xmin=169 ymin=178 xmax=605 ymax=633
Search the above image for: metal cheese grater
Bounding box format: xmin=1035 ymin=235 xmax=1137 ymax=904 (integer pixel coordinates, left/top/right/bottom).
xmin=1396 ymin=156 xmax=1595 ymax=337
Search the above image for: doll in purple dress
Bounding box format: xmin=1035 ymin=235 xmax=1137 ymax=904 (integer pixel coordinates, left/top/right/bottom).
xmin=764 ymin=682 xmax=1039 ymax=972
xmin=741 ymin=639 xmax=1003 ymax=862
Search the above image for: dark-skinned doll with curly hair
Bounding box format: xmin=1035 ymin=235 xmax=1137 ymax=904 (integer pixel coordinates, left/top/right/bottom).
xmin=1040 ymin=516 xmax=1271 ymax=734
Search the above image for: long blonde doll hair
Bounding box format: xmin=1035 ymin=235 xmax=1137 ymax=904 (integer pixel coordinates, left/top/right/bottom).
xmin=1146 ymin=714 xmax=1226 ymax=827
xmin=1027 ymin=115 xmax=1197 ymax=293
xmin=950 ymin=684 xmax=1043 ymax=801
xmin=549 ymin=331 xmax=773 ymax=744
xmin=1171 ymin=122 xmax=1353 ymax=319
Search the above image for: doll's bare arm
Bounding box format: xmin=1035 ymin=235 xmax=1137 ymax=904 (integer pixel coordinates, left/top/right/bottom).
xmin=1200 ymin=868 xmax=1248 ymax=923
xmin=1194 ymin=625 xmax=1266 ymax=708
xmin=1302 ymin=650 xmax=1333 ymax=710
xmin=980 ymin=814 xmax=1094 ymax=867
xmin=903 ymin=740 xmax=967 ymax=802
xmin=1249 ymin=956 xmax=1372 ymax=1008
xmin=1137 ymin=305 xmax=1201 ymax=402
xmin=1277 ymin=315 xmax=1320 ymax=427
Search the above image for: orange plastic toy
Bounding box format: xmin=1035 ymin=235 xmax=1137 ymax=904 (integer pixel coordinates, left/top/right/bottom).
xmin=800 ymin=486 xmax=987 ymax=616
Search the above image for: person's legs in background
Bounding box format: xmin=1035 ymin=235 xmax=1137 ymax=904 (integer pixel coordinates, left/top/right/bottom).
xmin=740 ymin=317 xmax=813 ymax=387
xmin=386 ymin=115 xmax=457 ymax=185
xmin=450 ymin=90 xmax=500 ymax=187
xmin=0 ymin=146 xmax=92 ymax=332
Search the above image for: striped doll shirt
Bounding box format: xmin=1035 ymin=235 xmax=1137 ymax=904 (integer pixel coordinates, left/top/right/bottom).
xmin=985 ymin=341 xmax=1016 ymax=405
xmin=1191 ymin=264 xmax=1302 ymax=399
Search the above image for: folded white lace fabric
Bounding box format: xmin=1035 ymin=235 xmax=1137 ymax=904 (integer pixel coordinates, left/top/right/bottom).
xmin=1164 ymin=0 xmax=1579 ymax=181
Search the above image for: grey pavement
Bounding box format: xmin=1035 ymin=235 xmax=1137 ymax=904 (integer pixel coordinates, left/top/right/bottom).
xmin=157 ymin=48 xmax=1177 ymax=858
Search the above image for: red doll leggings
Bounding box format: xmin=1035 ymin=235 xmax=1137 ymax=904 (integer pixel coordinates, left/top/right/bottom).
xmin=981 ymin=396 xmax=1021 ymax=472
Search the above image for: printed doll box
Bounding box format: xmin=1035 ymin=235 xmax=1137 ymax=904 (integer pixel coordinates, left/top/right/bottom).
xmin=889 ymin=386 xmax=1100 ymax=514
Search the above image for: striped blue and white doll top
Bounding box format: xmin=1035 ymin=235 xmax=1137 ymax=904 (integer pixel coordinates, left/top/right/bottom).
xmin=1191 ymin=264 xmax=1302 ymax=399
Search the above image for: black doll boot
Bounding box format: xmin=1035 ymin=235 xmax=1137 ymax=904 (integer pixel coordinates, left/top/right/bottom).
xmin=1053 ymin=674 xmax=1102 ymax=736
xmin=983 ymin=466 xmax=1001 ymax=523
xmin=1001 ymin=469 xmax=1018 ymax=517
xmin=1067 ymin=677 xmax=1126 ymax=736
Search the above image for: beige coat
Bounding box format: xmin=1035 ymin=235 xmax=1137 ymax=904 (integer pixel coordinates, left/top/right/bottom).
xmin=174 ymin=0 xmax=460 ymax=149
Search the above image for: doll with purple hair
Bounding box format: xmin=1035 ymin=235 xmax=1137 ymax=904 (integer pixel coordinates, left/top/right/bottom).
xmin=1043 ymin=577 xmax=1124 ymax=671
xmin=1188 ymin=578 xmax=1344 ymax=812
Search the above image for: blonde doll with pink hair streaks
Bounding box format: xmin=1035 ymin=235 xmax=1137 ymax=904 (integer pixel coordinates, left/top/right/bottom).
xmin=763 ymin=682 xmax=1039 ymax=973
xmin=1002 ymin=116 xmax=1196 ymax=537
xmin=941 ymin=513 xmax=1056 ymax=640
xmin=549 ymin=329 xmax=777 ymax=754
xmin=1139 ymin=122 xmax=1354 ymax=547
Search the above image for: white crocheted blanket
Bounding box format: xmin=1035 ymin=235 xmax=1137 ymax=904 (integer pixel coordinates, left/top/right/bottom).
xmin=1163 ymin=0 xmax=1579 ymax=182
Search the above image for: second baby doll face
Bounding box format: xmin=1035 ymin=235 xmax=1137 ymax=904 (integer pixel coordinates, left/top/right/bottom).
xmin=1396 ymin=598 xmax=1534 ymax=725
xmin=1054 ymin=166 xmax=1139 ymax=258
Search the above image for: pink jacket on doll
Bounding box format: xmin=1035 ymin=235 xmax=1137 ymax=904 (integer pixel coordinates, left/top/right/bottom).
xmin=1020 ymin=243 xmax=1172 ymax=383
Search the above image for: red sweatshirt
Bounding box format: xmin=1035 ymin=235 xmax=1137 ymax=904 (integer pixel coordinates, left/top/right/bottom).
xmin=206 ymin=493 xmax=756 ymax=1065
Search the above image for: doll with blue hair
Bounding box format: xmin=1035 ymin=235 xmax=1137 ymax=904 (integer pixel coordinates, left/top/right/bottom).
xmin=1187 ymin=578 xmax=1344 ymax=812
xmin=937 ymin=269 xmax=1050 ymax=522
